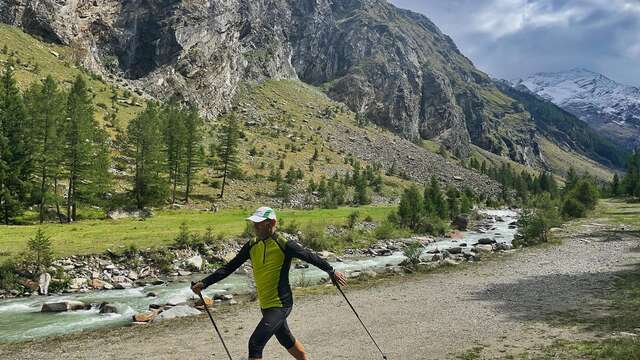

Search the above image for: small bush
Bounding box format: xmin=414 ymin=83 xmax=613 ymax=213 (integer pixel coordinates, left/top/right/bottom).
xmin=174 ymin=222 xmax=192 ymax=249
xmin=346 ymin=211 xmax=360 ymax=229
xmin=150 ymin=249 xmax=176 ymax=274
xmin=0 ymin=261 xmax=19 ymax=290
xmin=403 ymin=242 xmax=423 ymax=267
xmin=22 ymin=229 xmax=54 ymax=275
xmin=374 ymin=221 xmax=398 ymax=240
xmin=299 ymin=226 xmax=333 ymax=251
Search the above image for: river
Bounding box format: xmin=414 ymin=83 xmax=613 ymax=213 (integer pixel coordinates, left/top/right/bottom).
xmin=0 ymin=209 xmax=517 ymax=343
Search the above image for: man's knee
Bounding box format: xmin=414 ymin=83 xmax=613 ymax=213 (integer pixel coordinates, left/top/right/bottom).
xmin=248 ymin=336 xmax=265 ymax=359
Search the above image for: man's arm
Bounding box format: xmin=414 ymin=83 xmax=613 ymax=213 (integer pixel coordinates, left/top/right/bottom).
xmin=198 ymin=242 xmax=250 ymax=289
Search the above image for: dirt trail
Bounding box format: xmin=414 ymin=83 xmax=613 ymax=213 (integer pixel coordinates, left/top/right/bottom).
xmin=2 ymin=219 xmax=639 ymax=360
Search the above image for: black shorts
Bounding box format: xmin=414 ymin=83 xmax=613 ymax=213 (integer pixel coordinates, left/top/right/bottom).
xmin=248 ymin=307 xmax=296 ymax=358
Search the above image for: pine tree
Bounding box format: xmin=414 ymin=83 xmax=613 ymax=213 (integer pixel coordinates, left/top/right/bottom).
xmin=183 ymin=107 xmax=203 ymax=203
xmin=354 ymin=172 xmax=371 ymax=205
xmin=63 ymin=76 xmax=94 ymax=222
xmin=398 ymin=185 xmax=423 ymax=230
xmin=0 ymin=63 xmax=31 ymax=224
xmin=611 ymin=173 xmax=620 ymax=197
xmin=24 ymin=228 xmax=53 ymax=274
xmin=424 ymin=177 xmax=448 ymax=219
xmin=81 ymin=126 xmax=112 ymax=205
xmin=127 ymin=102 xmax=169 ymax=209
xmin=161 ymin=99 xmax=187 ymax=205
xmin=216 ymin=115 xmax=240 ymax=199
xmin=24 ymin=76 xmax=65 ymax=223
xmin=446 ymin=186 xmax=461 ymax=220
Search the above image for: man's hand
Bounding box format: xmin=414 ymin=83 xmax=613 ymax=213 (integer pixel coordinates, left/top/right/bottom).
xmin=191 ymin=281 xmax=205 ymax=295
xmin=330 ymin=271 xmax=347 ymax=287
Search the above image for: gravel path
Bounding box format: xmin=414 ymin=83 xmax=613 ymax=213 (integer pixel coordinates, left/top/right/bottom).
xmin=2 ymin=219 xmax=639 ymax=359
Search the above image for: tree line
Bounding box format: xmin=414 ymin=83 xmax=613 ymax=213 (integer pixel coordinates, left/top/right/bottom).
xmin=0 ymin=65 xmax=244 ymax=224
xmin=611 ymin=148 xmax=640 ymax=200
xmin=0 ymin=65 xmax=111 ymax=224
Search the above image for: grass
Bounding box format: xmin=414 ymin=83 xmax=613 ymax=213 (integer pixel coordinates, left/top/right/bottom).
xmin=0 ymin=24 xmax=143 ymax=130
xmin=539 ymin=137 xmax=614 ymax=182
xmin=0 ymin=205 xmax=395 ymax=261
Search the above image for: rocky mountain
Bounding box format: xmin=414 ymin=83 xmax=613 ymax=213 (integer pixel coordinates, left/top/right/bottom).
xmin=515 ymin=69 xmax=640 ymax=150
xmin=1 ymin=0 xmax=542 ymax=166
xmin=495 ymin=80 xmax=628 ymax=169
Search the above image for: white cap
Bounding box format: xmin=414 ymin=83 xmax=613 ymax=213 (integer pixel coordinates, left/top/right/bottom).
xmin=246 ymin=207 xmax=277 ymax=223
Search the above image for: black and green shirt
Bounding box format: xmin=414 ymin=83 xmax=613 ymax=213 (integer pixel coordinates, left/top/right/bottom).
xmin=202 ymin=233 xmax=334 ymax=309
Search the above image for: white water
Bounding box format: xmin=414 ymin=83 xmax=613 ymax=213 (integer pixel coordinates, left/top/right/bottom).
xmin=0 ymin=209 xmax=517 ymax=343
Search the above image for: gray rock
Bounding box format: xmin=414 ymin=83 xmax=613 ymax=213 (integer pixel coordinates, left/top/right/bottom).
xmin=41 ymin=301 xmax=90 ymax=312
xmin=153 ymin=305 xmax=201 ymax=322
xmin=99 ymin=303 xmax=119 ymax=314
xmin=38 ymin=273 xmax=51 ymax=295
xmin=186 ymin=255 xmax=203 ymax=271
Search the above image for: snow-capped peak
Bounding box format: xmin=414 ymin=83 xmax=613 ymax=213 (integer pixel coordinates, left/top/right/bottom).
xmin=514 ymin=69 xmax=640 ymax=149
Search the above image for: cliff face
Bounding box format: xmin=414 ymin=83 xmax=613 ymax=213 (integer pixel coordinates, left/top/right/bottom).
xmin=0 ymin=0 xmax=540 ymax=165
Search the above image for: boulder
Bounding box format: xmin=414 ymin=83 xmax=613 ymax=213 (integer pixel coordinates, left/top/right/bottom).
xmin=447 ymin=230 xmax=464 ymax=239
xmin=146 ymin=292 xmax=158 ymax=298
xmin=133 ymin=311 xmax=157 ymax=323
xmin=41 ymin=300 xmax=90 ymax=312
xmin=153 ymin=305 xmax=201 ymax=322
xmin=186 ymin=256 xmax=203 ymax=271
xmin=90 ymin=279 xmax=105 ymax=289
xmin=38 ymin=273 xmax=51 ymax=295
xmin=475 ymin=244 xmax=494 ymax=253
xmin=452 ymin=215 xmax=469 ymax=230
xmin=99 ymin=303 xmax=119 ymax=314
xmin=114 ymin=282 xmax=133 ymax=290
xmin=447 ymin=247 xmax=462 ymax=255
xmin=476 ymin=238 xmax=496 ymax=245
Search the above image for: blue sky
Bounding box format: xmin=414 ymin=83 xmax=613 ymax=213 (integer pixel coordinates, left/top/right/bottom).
xmin=389 ymin=0 xmax=640 ymax=85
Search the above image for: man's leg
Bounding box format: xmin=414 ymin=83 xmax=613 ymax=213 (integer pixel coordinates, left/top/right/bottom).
xmin=248 ymin=308 xmax=288 ymax=359
xmin=273 ymin=309 xmax=307 ymax=360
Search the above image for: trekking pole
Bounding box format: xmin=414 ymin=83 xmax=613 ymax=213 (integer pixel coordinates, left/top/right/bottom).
xmin=334 ymin=281 xmax=388 ymax=359
xmin=192 ymin=282 xmax=233 ymax=360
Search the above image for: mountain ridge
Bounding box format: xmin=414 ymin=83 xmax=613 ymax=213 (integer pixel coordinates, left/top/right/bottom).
xmin=515 ymin=68 xmax=640 ymax=150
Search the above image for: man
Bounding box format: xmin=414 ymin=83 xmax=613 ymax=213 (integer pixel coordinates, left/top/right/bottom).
xmin=192 ymin=206 xmax=347 ymax=360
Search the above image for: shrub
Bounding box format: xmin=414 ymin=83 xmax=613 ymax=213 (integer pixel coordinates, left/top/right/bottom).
xmin=173 ymin=222 xmax=192 ymax=249
xmin=417 ymin=216 xmax=449 ymax=236
xmin=299 ymin=226 xmax=333 ymax=251
xmin=22 ymin=229 xmax=54 ymax=275
xmin=0 ymin=261 xmax=19 ymax=290
xmin=374 ymin=221 xmax=398 ymax=240
xmin=150 ymin=249 xmax=176 ymax=274
xmin=403 ymin=242 xmax=423 ymax=267
xmin=561 ymin=197 xmax=586 ymax=219
xmin=513 ymin=204 xmax=560 ymax=247
xmin=346 ymin=211 xmax=360 ymax=229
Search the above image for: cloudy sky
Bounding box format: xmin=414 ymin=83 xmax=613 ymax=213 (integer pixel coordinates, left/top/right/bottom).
xmin=389 ymin=0 xmax=640 ymax=86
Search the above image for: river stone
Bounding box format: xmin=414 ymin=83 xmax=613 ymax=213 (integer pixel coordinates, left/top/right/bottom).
xmin=38 ymin=273 xmax=51 ymax=295
xmin=178 ymin=270 xmax=192 ymax=276
xmin=133 ymin=312 xmax=157 ymax=323
xmin=90 ymin=279 xmax=105 ymax=289
xmin=115 ymin=282 xmax=133 ymax=290
xmin=153 ymin=305 xmax=201 ymax=322
xmin=42 ymin=300 xmax=90 ymax=312
xmin=186 ymin=255 xmax=203 ymax=271
xmin=195 ymin=296 xmax=214 ymax=307
xmin=475 ymin=244 xmax=494 ymax=253
xmin=448 ymin=247 xmax=462 ymax=254
xmin=477 ymin=238 xmax=496 ymax=245
xmin=99 ymin=303 xmax=119 ymax=314
xmin=69 ymin=278 xmax=87 ymax=289
xmin=128 ymin=271 xmax=139 ymax=281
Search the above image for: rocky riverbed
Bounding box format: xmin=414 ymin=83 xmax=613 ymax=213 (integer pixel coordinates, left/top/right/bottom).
xmin=0 ymin=209 xmax=518 ymax=342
